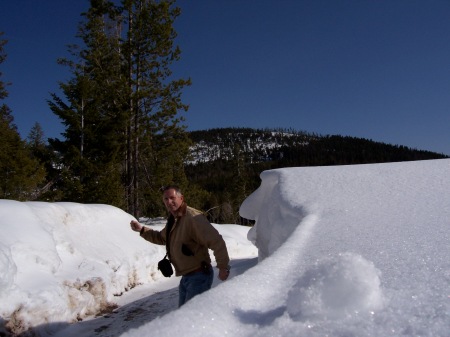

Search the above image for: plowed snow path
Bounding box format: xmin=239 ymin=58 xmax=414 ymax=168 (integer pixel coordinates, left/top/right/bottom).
xmin=53 ymin=277 xmax=180 ymax=337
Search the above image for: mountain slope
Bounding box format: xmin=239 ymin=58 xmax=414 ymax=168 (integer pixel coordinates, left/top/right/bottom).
xmin=184 ymin=127 xmax=447 ymax=224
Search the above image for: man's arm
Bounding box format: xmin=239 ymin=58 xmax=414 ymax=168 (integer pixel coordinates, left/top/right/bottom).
xmin=130 ymin=220 xmax=166 ymax=245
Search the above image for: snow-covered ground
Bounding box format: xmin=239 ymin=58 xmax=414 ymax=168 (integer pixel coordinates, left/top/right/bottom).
xmin=0 ymin=203 xmax=255 ymax=336
xmin=1 ymin=158 xmax=449 ymax=336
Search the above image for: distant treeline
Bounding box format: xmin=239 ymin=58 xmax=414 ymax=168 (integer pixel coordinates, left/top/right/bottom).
xmin=185 ymin=127 xmax=448 ymax=224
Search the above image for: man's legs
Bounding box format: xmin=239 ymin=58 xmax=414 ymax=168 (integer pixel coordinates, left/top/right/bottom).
xmin=178 ymin=268 xmax=214 ymax=307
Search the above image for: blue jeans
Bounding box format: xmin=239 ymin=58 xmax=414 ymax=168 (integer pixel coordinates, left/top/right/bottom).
xmin=179 ymin=267 xmax=214 ymax=307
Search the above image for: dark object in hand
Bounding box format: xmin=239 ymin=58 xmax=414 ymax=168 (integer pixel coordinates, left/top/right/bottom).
xmin=158 ymin=256 xmax=173 ymax=277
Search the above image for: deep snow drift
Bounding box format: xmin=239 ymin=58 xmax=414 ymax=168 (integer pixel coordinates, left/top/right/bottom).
xmin=123 ymin=159 xmax=450 ymax=337
xmin=1 ymin=158 xmax=449 ymax=336
xmin=0 ymin=202 xmax=256 ymax=336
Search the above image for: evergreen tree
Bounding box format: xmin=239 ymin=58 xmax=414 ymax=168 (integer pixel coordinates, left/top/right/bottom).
xmin=27 ymin=122 xmax=46 ymax=150
xmin=27 ymin=122 xmax=62 ymax=200
xmin=0 ymin=34 xmax=46 ymax=200
xmin=48 ymin=0 xmax=191 ymax=217
xmin=48 ymin=1 xmax=128 ymax=206
xmin=122 ymin=0 xmax=191 ymax=217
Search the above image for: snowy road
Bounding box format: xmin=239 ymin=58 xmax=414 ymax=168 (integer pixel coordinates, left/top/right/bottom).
xmin=52 ymin=256 xmax=258 ymax=337
xmin=53 ymin=277 xmax=180 ymax=337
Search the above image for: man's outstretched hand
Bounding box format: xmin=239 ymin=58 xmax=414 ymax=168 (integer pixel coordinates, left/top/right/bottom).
xmin=130 ymin=220 xmax=143 ymax=232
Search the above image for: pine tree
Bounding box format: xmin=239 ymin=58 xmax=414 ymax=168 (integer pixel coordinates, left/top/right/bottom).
xmin=49 ymin=1 xmax=128 ymax=207
xmin=0 ymin=34 xmax=46 ymax=200
xmin=27 ymin=122 xmax=63 ymax=200
xmin=119 ymin=0 xmax=192 ymax=217
xmin=48 ymin=0 xmax=191 ymax=217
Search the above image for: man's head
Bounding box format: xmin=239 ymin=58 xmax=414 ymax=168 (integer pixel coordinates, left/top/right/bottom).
xmin=161 ymin=185 xmax=184 ymax=215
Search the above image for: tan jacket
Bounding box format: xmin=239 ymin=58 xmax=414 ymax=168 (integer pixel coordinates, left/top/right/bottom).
xmin=141 ymin=203 xmax=230 ymax=276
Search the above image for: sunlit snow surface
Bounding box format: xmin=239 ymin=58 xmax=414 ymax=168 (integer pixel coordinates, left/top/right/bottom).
xmin=125 ymin=159 xmax=450 ymax=337
xmin=1 ymin=159 xmax=449 ymax=336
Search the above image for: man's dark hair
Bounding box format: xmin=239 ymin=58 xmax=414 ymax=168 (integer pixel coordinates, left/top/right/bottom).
xmin=160 ymin=185 xmax=183 ymax=195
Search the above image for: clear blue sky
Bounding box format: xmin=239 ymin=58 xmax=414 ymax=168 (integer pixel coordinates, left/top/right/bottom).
xmin=2 ymin=0 xmax=450 ymax=155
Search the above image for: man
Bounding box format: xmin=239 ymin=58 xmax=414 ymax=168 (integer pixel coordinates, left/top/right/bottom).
xmin=130 ymin=185 xmax=230 ymax=306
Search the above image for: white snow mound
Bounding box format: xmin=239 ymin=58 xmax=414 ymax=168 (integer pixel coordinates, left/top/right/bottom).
xmin=287 ymin=252 xmax=385 ymax=321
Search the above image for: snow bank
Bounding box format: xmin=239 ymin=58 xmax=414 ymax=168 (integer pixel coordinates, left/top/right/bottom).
xmin=0 ymin=201 xmax=164 ymax=335
xmin=123 ymin=159 xmax=450 ymax=337
xmin=0 ymin=201 xmax=257 ymax=336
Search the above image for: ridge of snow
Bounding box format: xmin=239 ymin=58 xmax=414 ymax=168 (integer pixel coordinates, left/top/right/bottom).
xmin=122 ymin=159 xmax=450 ymax=337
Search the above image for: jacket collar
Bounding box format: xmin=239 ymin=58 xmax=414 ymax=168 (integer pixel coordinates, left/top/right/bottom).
xmin=176 ymin=202 xmax=187 ymax=218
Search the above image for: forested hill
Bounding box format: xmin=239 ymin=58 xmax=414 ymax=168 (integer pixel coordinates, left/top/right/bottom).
xmin=187 ymin=127 xmax=446 ymax=166
xmin=185 ymin=127 xmax=448 ymax=224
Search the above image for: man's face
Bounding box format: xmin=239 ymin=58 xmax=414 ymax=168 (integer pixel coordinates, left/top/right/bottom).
xmin=163 ymin=188 xmax=184 ymax=214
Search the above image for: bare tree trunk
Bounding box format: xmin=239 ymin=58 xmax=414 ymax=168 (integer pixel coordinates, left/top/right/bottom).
xmin=126 ymin=6 xmax=134 ymax=216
